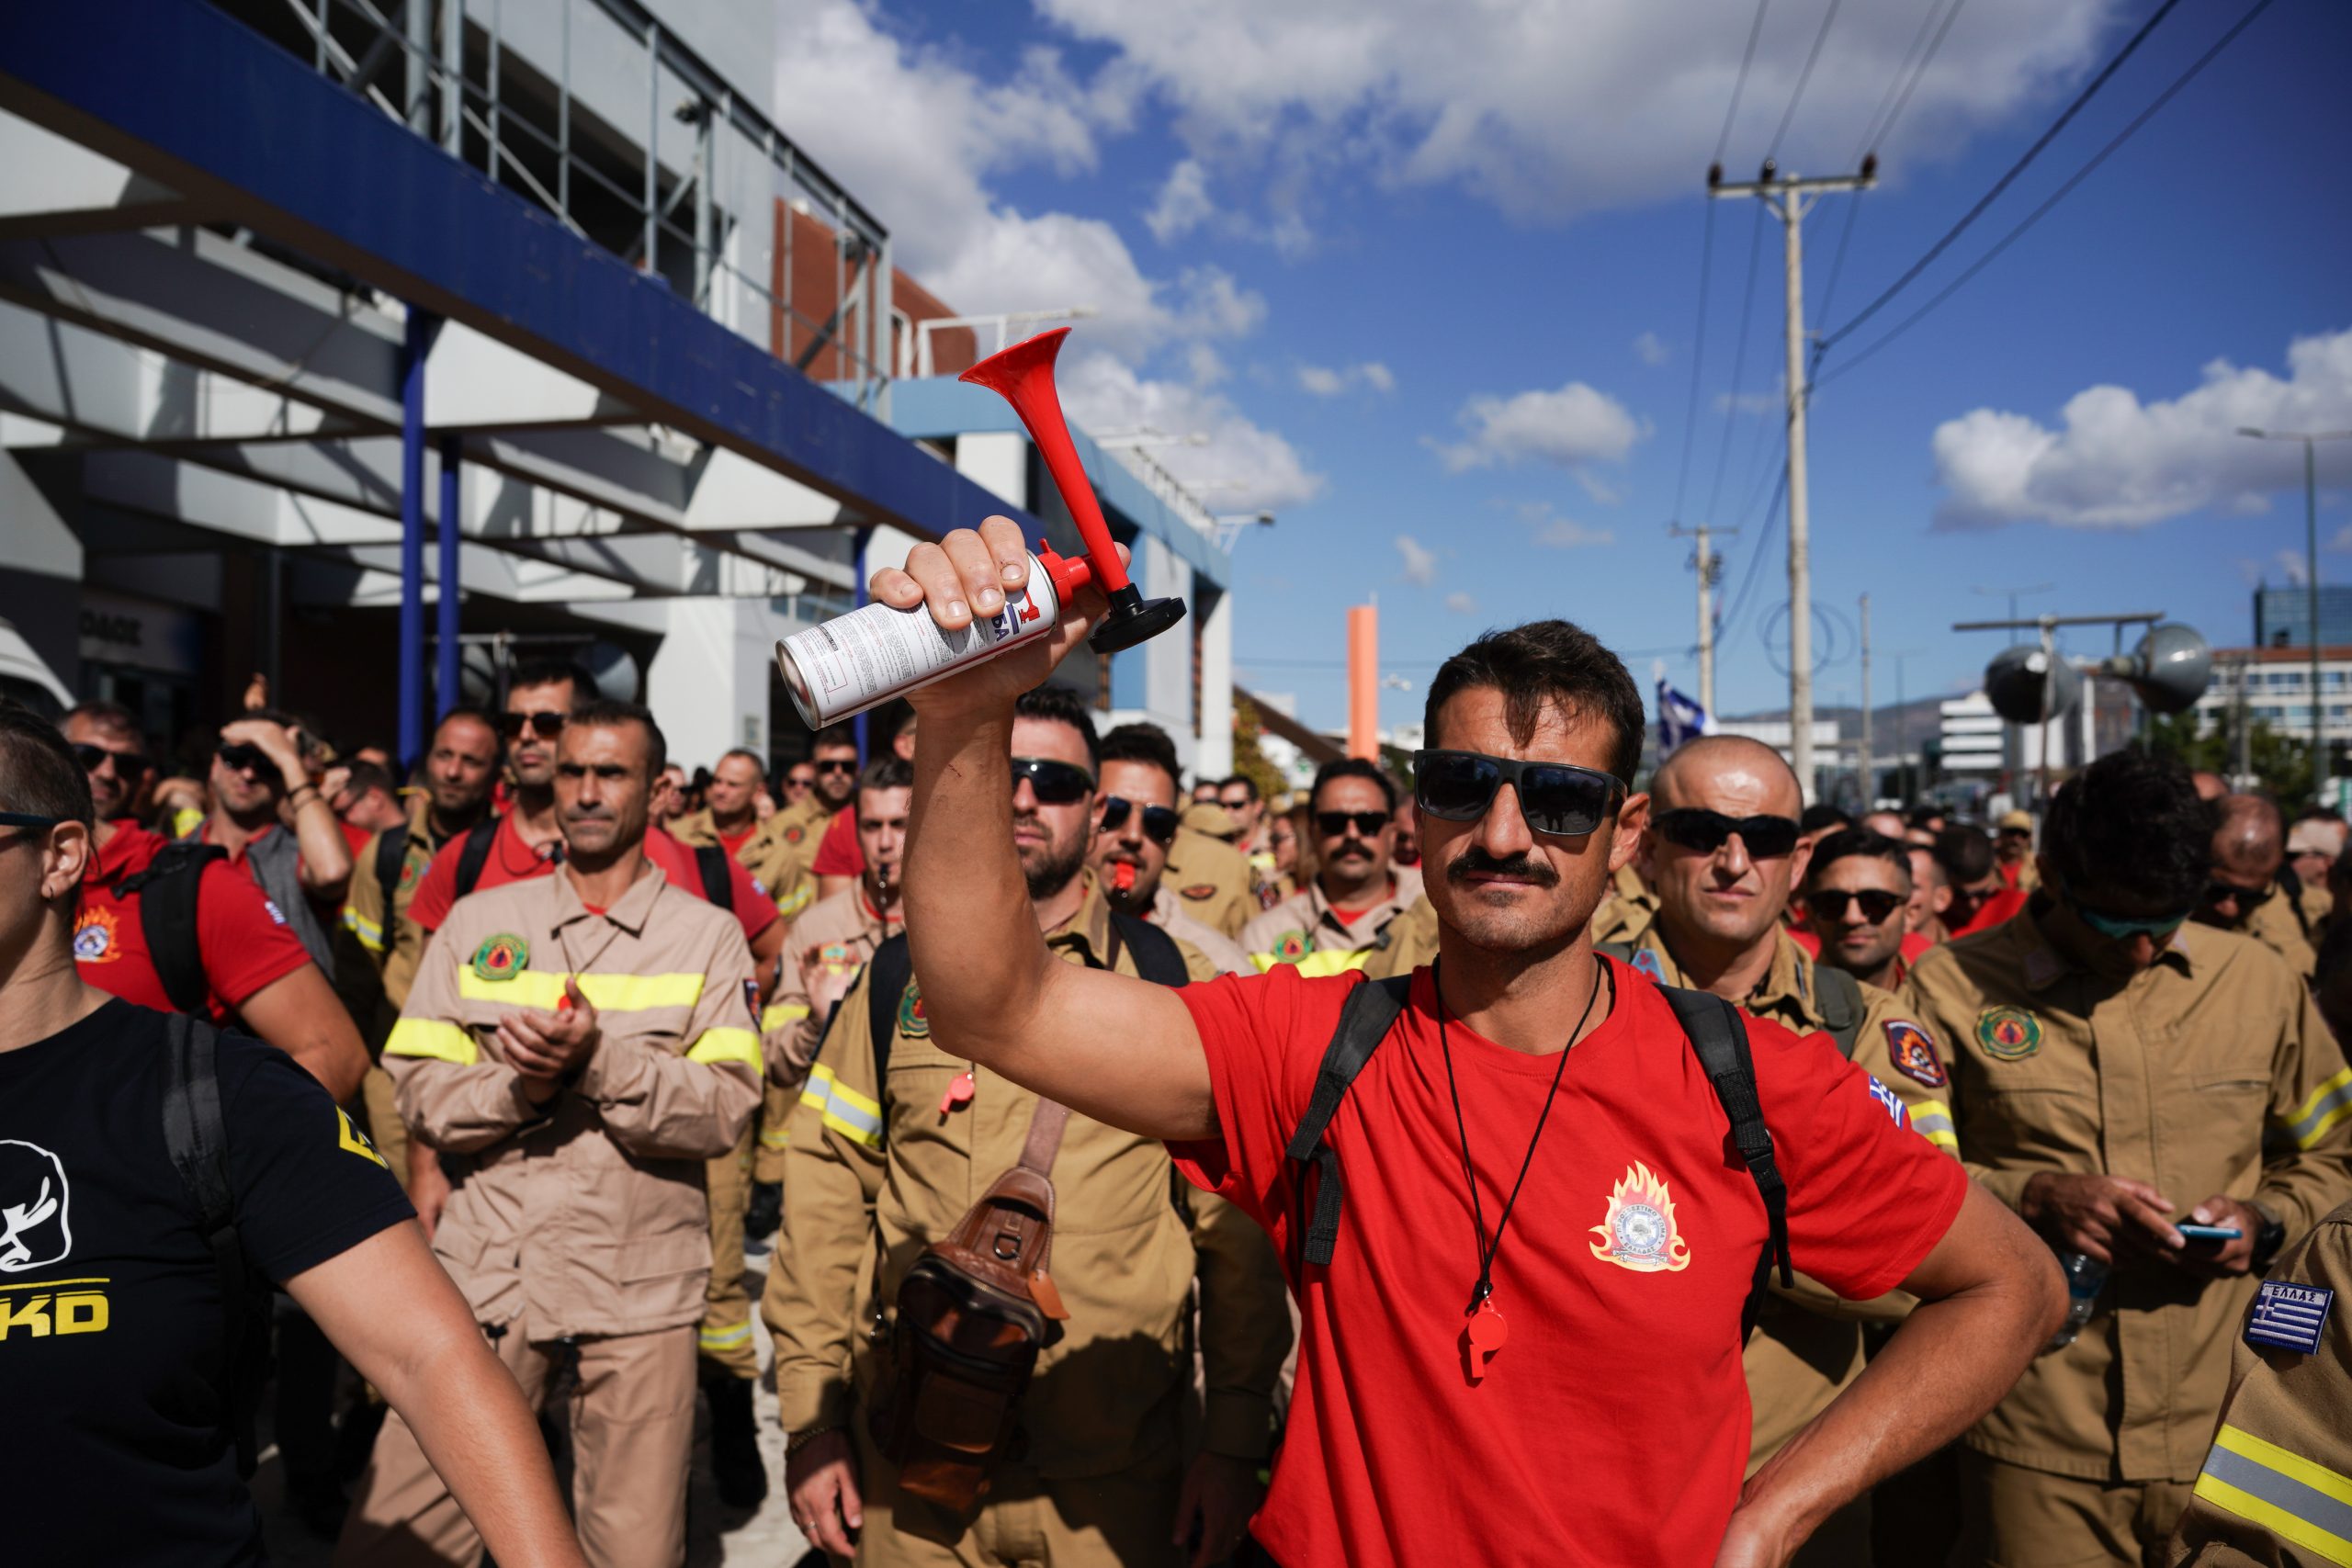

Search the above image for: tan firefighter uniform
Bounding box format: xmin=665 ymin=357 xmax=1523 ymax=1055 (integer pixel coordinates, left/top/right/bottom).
xmin=1589 ymin=861 xmax=1658 ymax=947
xmin=763 ymin=872 xmax=1291 ymax=1568
xmin=751 ymin=883 xmax=902 ymax=1184
xmin=1148 ymin=883 xmax=1253 ymax=976
xmin=1238 ymin=865 xmax=1426 ymax=977
xmin=1162 ymin=824 xmax=1258 ymax=940
xmin=2234 ymin=886 xmax=2322 ymax=979
xmin=2166 ymin=1196 xmax=2352 ymax=1567
xmin=673 ymin=804 xmax=817 ymax=921
xmin=1901 ymin=898 xmax=2352 ymax=1567
xmin=342 ymin=860 xmax=762 ymax=1568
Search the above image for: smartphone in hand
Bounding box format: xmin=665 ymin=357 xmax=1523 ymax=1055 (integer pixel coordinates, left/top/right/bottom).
xmin=2177 ymin=1223 xmax=2243 ymax=1244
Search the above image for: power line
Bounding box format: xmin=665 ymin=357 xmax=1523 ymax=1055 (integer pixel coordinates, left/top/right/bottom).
xmin=1860 ymin=0 xmax=1971 ymax=159
xmin=1817 ymin=0 xmax=2186 ymax=355
xmin=1819 ymin=0 xmax=1968 ymax=327
xmin=1718 ymin=460 xmax=1790 ymax=644
xmin=1768 ymin=0 xmax=1847 ymax=158
xmin=1703 ymin=206 xmax=1770 ymax=524
xmin=1717 ymin=0 xmax=1778 ymax=163
xmin=1815 ymin=0 xmax=2278 ymax=389
xmin=1668 ymin=203 xmax=1718 ymax=526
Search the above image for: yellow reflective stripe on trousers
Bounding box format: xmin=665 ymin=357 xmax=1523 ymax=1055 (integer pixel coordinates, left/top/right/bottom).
xmin=1908 ymin=1100 xmax=1960 ymax=1154
xmin=761 ymin=1002 xmax=810 ymax=1034
xmin=801 ymin=1063 xmax=884 ymax=1149
xmin=2192 ymin=1424 xmax=2352 ymax=1565
xmin=2288 ymin=1066 xmax=2352 ymax=1150
xmin=455 ymin=970 xmax=707 ymax=1011
xmin=1250 ymin=948 xmax=1374 ymax=977
xmin=383 ymin=1019 xmax=480 ymax=1066
xmin=685 ymin=1028 xmax=761 ymax=1071
xmin=341 ymin=906 xmax=385 ymax=953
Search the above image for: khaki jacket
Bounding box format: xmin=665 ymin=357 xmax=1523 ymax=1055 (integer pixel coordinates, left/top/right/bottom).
xmin=2233 ymin=888 xmax=2320 ymax=978
xmin=1362 ymin=894 xmax=1441 ymax=980
xmin=1901 ymin=897 xmax=2352 ymax=1482
xmin=2165 ymin=1197 xmax=2352 ymax=1566
xmin=764 ymin=872 xmax=1292 ymax=1475
xmin=1162 ymin=827 xmax=1258 ymax=939
xmin=345 ymin=805 xmax=474 ymax=1016
xmin=1238 ymin=866 xmax=1426 ymax=976
xmin=1589 ymin=863 xmax=1659 ymax=947
xmin=386 ymin=859 xmax=763 ymax=1338
xmin=760 ymin=885 xmax=900 ymax=1094
xmin=672 ymin=806 xmax=815 ymax=921
xmin=1148 ymin=885 xmax=1253 ymax=976
xmin=1620 ymin=923 xmax=1958 ymax=1469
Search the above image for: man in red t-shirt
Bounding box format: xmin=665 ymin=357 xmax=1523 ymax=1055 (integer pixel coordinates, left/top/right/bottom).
xmin=1792 ymin=828 xmax=1935 ymax=990
xmin=825 ymin=519 xmax=2065 ymax=1568
xmin=1934 ymin=826 xmax=2030 ymax=942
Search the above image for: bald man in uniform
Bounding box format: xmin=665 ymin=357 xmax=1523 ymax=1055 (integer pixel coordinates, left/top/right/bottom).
xmin=2199 ymin=795 xmax=2319 ymax=977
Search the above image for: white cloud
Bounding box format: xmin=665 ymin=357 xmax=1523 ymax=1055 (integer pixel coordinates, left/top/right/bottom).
xmin=1930 ymin=329 xmax=2352 ymax=529
xmin=1536 ymin=517 xmax=1616 ymax=548
xmin=1146 ymin=157 xmax=1214 ymax=242
xmin=1444 ymin=591 xmax=1480 ymax=615
xmin=1184 ymin=343 xmax=1229 ymax=386
xmin=2277 ymin=548 xmax=2311 ymax=588
xmin=1432 ymin=380 xmax=1644 ymax=473
xmin=1296 ymin=361 xmax=1396 ymax=397
xmin=1395 ymin=534 xmax=1438 ymax=584
xmin=1634 ymin=332 xmax=1670 ymax=367
xmin=1031 ymin=0 xmax=2110 ymax=222
xmin=1059 ymin=351 xmax=1324 ymax=511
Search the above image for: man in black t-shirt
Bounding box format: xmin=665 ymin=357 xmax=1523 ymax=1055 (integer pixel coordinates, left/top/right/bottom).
xmin=0 ymin=700 xmax=589 ymax=1566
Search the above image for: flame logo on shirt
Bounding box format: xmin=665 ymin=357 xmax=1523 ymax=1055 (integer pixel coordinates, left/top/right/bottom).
xmin=1589 ymin=1160 xmax=1691 ymax=1273
xmin=72 ymin=904 xmax=120 ymax=964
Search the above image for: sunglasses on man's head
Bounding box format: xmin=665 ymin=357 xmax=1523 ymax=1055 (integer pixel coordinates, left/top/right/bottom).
xmin=214 ymin=741 xmax=271 ymax=775
xmin=1317 ymin=810 xmax=1390 ymax=840
xmin=500 ymin=710 xmax=566 ymax=740
xmin=72 ymin=742 xmax=153 ymax=778
xmin=1804 ymin=888 xmax=1906 ymax=925
xmin=1102 ymin=796 xmax=1180 ymax=845
xmin=1413 ymin=750 xmax=1624 ymax=839
xmin=1010 ymin=756 xmax=1094 ymax=807
xmin=1651 ymin=808 xmax=1801 ymax=859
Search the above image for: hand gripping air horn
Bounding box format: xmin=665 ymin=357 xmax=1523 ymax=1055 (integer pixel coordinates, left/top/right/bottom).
xmin=959 ymin=327 xmax=1189 ymax=652
xmin=773 ymin=328 xmax=1187 ymax=727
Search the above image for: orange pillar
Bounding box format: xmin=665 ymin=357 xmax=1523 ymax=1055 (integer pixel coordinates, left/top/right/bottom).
xmin=1348 ymin=604 xmax=1378 ymax=760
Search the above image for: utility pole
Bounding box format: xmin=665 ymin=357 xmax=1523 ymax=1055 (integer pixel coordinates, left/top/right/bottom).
xmin=1711 ymin=156 xmax=1876 ymax=805
xmin=1668 ymin=522 xmax=1736 ymax=716
xmin=1859 ymin=593 xmax=1873 ymax=808
xmin=2238 ymin=427 xmax=2352 ymax=804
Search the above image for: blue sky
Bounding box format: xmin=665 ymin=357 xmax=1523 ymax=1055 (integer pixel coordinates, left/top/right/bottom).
xmin=775 ymin=0 xmax=2352 ymax=735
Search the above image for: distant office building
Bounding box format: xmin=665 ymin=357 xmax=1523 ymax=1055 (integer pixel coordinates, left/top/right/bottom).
xmin=2254 ymin=585 xmax=2352 ymax=649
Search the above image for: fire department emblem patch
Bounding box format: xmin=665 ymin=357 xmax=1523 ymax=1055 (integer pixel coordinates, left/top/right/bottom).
xmin=898 ymin=978 xmax=930 ymax=1039
xmin=1589 ymin=1160 xmax=1691 ymax=1273
xmin=1884 ymin=1021 xmax=1947 ymax=1089
xmin=1180 ymin=884 xmax=1218 ymax=901
xmin=470 ymin=932 xmax=528 ymax=982
xmin=1630 ymin=947 xmax=1665 ymax=983
xmin=784 ymin=825 xmax=806 ymax=844
xmin=1975 ymin=1006 xmax=2041 ymax=1061
xmin=73 ymin=904 xmax=121 ymax=964
xmin=1272 ymin=931 xmax=1312 ymax=962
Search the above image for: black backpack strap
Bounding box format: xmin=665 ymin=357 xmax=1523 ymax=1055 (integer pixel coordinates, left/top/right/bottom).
xmin=1660 ymin=986 xmax=1792 ymax=1337
xmin=1111 ymin=912 xmax=1189 ymax=989
xmin=1809 ymin=964 xmax=1864 ymax=1061
xmin=695 ymin=842 xmax=735 ymax=913
xmin=373 ymin=825 xmax=409 ymax=910
xmin=865 ymin=932 xmax=914 ymax=1089
xmin=453 ymin=817 xmax=501 ymax=899
xmin=121 ymin=841 xmax=227 ymax=1017
xmin=162 ymin=1013 xmax=267 ymax=1477
xmin=1283 ymin=975 xmax=1411 ymax=1268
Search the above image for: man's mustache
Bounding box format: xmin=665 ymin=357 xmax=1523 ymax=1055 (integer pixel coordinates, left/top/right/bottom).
xmin=1446 ymin=847 xmax=1559 ymax=887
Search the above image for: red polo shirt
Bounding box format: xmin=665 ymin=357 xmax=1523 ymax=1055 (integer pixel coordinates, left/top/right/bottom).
xmin=810 ymin=803 xmax=862 ymax=878
xmin=405 ymin=816 xmax=776 ymax=943
xmin=74 ymin=824 xmax=312 ymax=1023
xmin=1170 ymin=960 xmax=1966 ymax=1568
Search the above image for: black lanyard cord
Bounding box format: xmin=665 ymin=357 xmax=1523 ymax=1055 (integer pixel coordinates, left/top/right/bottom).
xmin=1435 ymin=953 xmax=1610 ymax=1315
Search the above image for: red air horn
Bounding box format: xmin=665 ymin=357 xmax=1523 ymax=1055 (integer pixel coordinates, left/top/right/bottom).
xmin=960 ymin=328 xmax=1188 ymax=653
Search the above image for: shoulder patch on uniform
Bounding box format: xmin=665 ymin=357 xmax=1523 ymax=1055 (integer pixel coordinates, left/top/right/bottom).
xmin=335 ymin=1107 xmax=388 ymax=1168
xmin=398 ymin=860 xmax=419 ymax=890
xmin=2245 ymin=1279 xmax=2333 ymax=1356
xmin=784 ymin=825 xmax=806 ymax=844
xmin=1975 ymin=1005 xmax=2041 ymax=1060
xmin=1180 ymin=883 xmax=1218 ymax=900
xmin=898 ymin=977 xmax=930 ymax=1039
xmin=470 ymin=932 xmax=528 ymax=982
xmin=1629 ymin=946 xmax=1665 ymax=982
xmin=1884 ymin=1020 xmax=1947 ymax=1088
xmin=1864 ymin=1076 xmax=1910 ymax=1130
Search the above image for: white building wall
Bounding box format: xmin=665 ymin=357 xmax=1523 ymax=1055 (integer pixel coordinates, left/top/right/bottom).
xmin=647 ymin=596 xmax=779 ymax=771
xmin=1196 ymin=588 xmax=1233 ymax=780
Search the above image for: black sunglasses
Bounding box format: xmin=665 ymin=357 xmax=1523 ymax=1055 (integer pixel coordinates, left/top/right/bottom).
xmin=1011 ymin=756 xmax=1094 ymax=807
xmin=1102 ymin=796 xmax=1180 ymax=845
xmin=73 ymin=742 xmax=153 ymax=778
xmin=1317 ymin=810 xmax=1391 ymax=840
xmin=813 ymin=758 xmax=859 ymax=775
xmin=2202 ymin=879 xmax=2275 ymax=910
xmin=1804 ymin=888 xmax=1906 ymax=925
xmin=1652 ymin=807 xmax=1801 ymax=859
xmin=500 ymin=710 xmax=567 ymax=739
xmin=214 ymin=741 xmax=272 ymax=774
xmin=0 ymin=810 xmax=62 ymax=831
xmin=1413 ymin=749 xmax=1625 ymax=839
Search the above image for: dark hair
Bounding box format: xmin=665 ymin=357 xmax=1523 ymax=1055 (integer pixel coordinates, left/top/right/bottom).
xmin=1930 ymin=825 xmax=1996 ymax=886
xmin=1423 ymin=620 xmax=1644 ymax=786
xmin=1012 ymin=685 xmax=1100 ymax=772
xmin=1800 ymin=803 xmax=1852 ymax=835
xmin=1220 ymin=773 xmax=1261 ymax=803
xmin=1311 ymin=756 xmax=1397 ymax=814
xmin=1907 ymin=804 xmax=1945 ymax=829
xmin=1098 ymin=723 xmax=1182 ymax=792
xmin=718 ymin=747 xmax=767 ymax=778
xmin=509 ymin=658 xmax=598 ymax=703
xmin=341 ymin=760 xmax=398 ymax=801
xmin=2042 ymin=748 xmax=2208 ymax=910
xmin=434 ymin=705 xmax=501 ymax=745
xmin=566 ymin=699 xmax=667 ymax=777
xmin=857 ymin=758 xmax=914 ymax=795
xmin=1807 ymin=829 xmax=1912 ymax=888
xmin=811 ymin=723 xmax=859 ymax=754
xmin=63 ymin=699 xmax=145 ymax=749
xmin=2 ymin=698 xmax=95 ymax=832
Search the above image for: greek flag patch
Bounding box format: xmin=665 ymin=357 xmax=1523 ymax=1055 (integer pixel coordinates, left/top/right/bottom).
xmin=2245 ymin=1280 xmax=2332 ymax=1356
xmin=1865 ymin=1075 xmax=1908 ymax=1131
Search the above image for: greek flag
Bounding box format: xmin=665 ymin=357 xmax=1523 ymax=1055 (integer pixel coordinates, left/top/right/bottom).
xmin=1657 ymin=679 xmax=1712 ymax=755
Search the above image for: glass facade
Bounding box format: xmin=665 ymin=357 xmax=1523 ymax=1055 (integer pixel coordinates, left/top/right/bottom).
xmin=2253 ymin=585 xmax=2352 ymax=649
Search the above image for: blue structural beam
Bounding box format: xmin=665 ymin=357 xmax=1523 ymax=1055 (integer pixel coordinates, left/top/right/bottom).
xmin=398 ymin=310 xmax=435 ymax=768
xmin=0 ymin=0 xmax=1044 ymax=546
xmin=437 ymin=434 xmax=461 ymax=717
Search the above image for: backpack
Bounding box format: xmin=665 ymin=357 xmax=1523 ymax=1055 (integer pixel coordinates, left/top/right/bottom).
xmin=373 ymin=825 xmax=411 ymax=912
xmin=453 ymin=818 xmax=501 ymax=900
xmin=692 ymin=843 xmax=733 ymax=912
xmin=118 ymin=840 xmax=229 ymax=1016
xmin=1283 ymin=974 xmax=1794 ymax=1341
xmin=159 ymin=1011 xmax=274 ymax=1478
xmin=1599 ymin=939 xmax=1863 ymax=1060
xmin=446 ymin=818 xmax=727 ymax=910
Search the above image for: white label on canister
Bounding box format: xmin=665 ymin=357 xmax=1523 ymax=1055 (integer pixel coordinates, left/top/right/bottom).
xmin=777 ymin=553 xmax=1062 ymax=725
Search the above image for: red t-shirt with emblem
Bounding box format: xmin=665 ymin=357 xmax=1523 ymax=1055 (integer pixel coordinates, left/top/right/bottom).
xmin=810 ymin=804 xmax=862 ymax=878
xmin=74 ymin=824 xmax=312 ymax=1023
xmin=405 ymin=816 xmax=776 ymax=942
xmin=1168 ymin=959 xmax=1967 ymax=1568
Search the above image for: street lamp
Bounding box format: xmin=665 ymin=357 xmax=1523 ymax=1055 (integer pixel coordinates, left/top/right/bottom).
xmin=1212 ymin=511 xmax=1275 ymax=551
xmin=2237 ymin=426 xmax=2352 ymax=801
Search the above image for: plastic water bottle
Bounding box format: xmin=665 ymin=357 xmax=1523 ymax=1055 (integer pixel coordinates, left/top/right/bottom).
xmin=2046 ymin=1253 xmax=2108 ymax=1350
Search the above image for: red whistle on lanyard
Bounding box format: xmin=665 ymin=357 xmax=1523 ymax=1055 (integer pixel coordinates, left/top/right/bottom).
xmin=1113 ymin=861 xmax=1137 ymax=894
